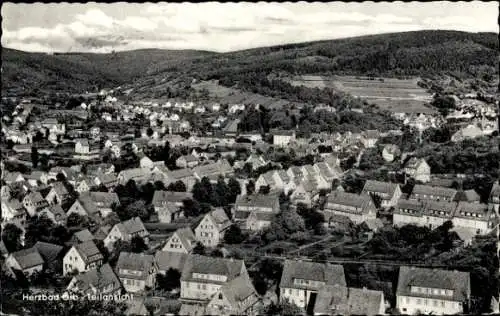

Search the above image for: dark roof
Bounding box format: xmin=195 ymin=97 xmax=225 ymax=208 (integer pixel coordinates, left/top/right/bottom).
xmin=347 ymin=287 xmax=384 ymax=315
xmin=11 ymin=247 xmax=44 ymax=270
xmin=152 ymin=191 xmax=193 ymax=206
xmin=454 ymin=202 xmax=492 ymax=222
xmin=235 ymin=194 xmax=279 ymax=209
xmin=154 ymin=251 xmax=188 ymax=272
xmin=73 ymin=229 xmax=94 ymax=242
xmin=116 ymin=217 xmax=148 ymax=236
xmin=280 ymin=260 xmax=346 ymax=291
xmin=397 ymin=266 xmax=470 ymax=302
xmin=74 ymin=240 xmax=103 ymax=264
xmin=33 ymin=242 xmax=63 ymax=263
xmin=71 ymin=263 xmax=120 ymax=293
xmin=326 ymin=191 xmax=374 ymax=214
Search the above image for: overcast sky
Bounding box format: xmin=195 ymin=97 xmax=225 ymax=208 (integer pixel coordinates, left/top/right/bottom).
xmin=2 ymin=2 xmax=498 ymax=53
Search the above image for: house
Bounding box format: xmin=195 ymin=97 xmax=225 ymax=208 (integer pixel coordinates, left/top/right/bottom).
xmin=456 ymin=189 xmax=481 ymax=204
xmin=117 ymin=168 xmax=152 ymax=185
xmin=361 ymin=130 xmax=380 ymax=148
xmin=393 ymin=199 xmax=426 ymax=227
xmin=75 ymin=178 xmax=92 ymax=193
xmin=421 ymin=200 xmax=457 ymax=229
xmin=75 ymin=139 xmax=90 ymax=154
xmin=272 ymin=130 xmax=296 ymax=147
xmin=93 ymin=173 xmax=118 ymax=189
xmin=44 ymin=182 xmax=71 ymax=205
xmin=313 ymin=285 xmax=385 ymax=316
xmin=194 ymin=208 xmax=231 ymax=247
xmin=180 ymin=255 xmax=249 ymax=302
xmin=22 ymin=192 xmax=49 ymax=216
xmin=290 ymin=179 xmax=321 ymax=207
xmin=489 ymin=181 xmax=500 ymax=213
xmin=404 ymin=158 xmax=431 ymax=183
xmin=451 ymin=124 xmax=485 ymax=142
xmin=1 ymin=199 xmax=27 ymax=225
xmin=313 ymin=162 xmax=342 ymax=183
xmin=396 ymin=266 xmax=470 ymax=315
xmin=139 ymin=155 xmax=154 ymax=169
xmin=3 ymin=171 xmax=25 ymax=184
xmin=234 ymin=194 xmax=280 ymax=231
xmin=161 ymin=168 xmax=197 ymax=191
xmin=71 ymin=229 xmax=94 ymax=244
xmin=279 ymin=259 xmax=347 ymax=310
xmin=154 ymin=251 xmax=188 ymax=275
xmin=382 ymin=144 xmax=400 ymax=162
xmin=104 ymin=217 xmax=149 ymax=250
xmin=86 ymin=163 xmax=115 ymax=176
xmin=453 ymin=202 xmax=495 ymax=235
xmin=176 ymin=155 xmax=200 ymax=168
xmin=162 ymin=227 xmax=196 ymax=254
xmin=245 ymin=154 xmax=267 ymax=170
xmin=63 ymin=240 xmax=103 ymax=276
xmin=116 ymin=252 xmax=157 ymax=293
xmin=88 ymin=192 xmax=120 ymax=217
xmin=393 ymin=199 xmax=457 ymax=229
xmin=152 ymin=191 xmax=193 ymax=223
xmin=24 ymin=171 xmax=49 ymax=187
xmin=67 ymin=263 xmax=121 ymax=295
xmin=361 ymin=180 xmax=402 ymax=208
xmin=67 ymin=195 xmax=101 ymax=219
xmin=192 ymin=160 xmax=234 ymax=182
xmin=5 ymin=247 xmax=45 ymax=277
xmin=38 ymin=204 xmax=66 ymax=225
xmin=205 ymin=273 xmax=260 ymax=316
xmin=410 ymin=185 xmax=458 ymax=202
xmin=323 ymin=191 xmax=377 ymax=225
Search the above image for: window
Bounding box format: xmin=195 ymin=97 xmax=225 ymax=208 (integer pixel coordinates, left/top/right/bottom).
xmin=441 ymin=301 xmax=445 ymax=307
xmin=424 ymin=299 xmax=428 ymax=306
xmin=219 ymin=293 xmax=223 ymax=299
xmin=417 ymin=299 xmax=421 ymax=305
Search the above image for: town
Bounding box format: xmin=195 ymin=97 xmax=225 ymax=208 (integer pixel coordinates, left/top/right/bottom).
xmin=1 ymin=78 xmax=498 ymax=315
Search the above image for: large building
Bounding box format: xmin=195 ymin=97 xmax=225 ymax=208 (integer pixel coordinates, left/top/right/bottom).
xmin=396 ymin=266 xmax=470 ymax=315
xmin=323 ymin=191 xmax=376 ymax=225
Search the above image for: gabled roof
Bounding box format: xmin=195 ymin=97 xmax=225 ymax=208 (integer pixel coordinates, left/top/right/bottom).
xmin=397 ymin=266 xmax=470 ymax=302
xmin=96 ymin=173 xmax=117 ymax=185
xmin=280 ymin=260 xmax=346 ymax=291
xmin=116 ymin=252 xmax=155 ymax=274
xmin=181 ymin=255 xmax=244 ymax=283
xmin=154 ymin=251 xmax=188 ymax=272
xmin=405 ymin=157 xmax=427 ymax=170
xmin=362 ymin=180 xmax=399 ymax=197
xmin=152 ymin=191 xmax=193 ymax=207
xmin=89 ymin=192 xmax=119 ymax=207
xmin=10 ymin=247 xmax=45 ymax=270
xmin=423 ymin=200 xmax=457 ymax=218
xmin=192 ymin=160 xmax=233 ymax=177
xmin=43 ymin=204 xmax=66 ymax=219
xmin=173 ymin=227 xmax=196 ymax=252
xmin=73 ymin=229 xmax=94 ymax=242
xmin=454 ymin=202 xmax=492 ymax=222
xmin=235 ymin=194 xmax=279 ymax=210
xmin=326 ymin=191 xmax=373 ymax=214
xmin=216 ymin=274 xmax=258 ymax=310
xmin=167 ymin=168 xmax=194 ymax=179
xmin=116 ymin=217 xmax=148 ymax=236
xmin=71 ymin=263 xmax=120 ymax=293
xmin=395 ymin=199 xmax=425 ymax=216
xmin=411 ymin=184 xmax=457 ymax=199
xmin=74 ymin=240 xmax=103 ymax=264
xmin=206 ymin=208 xmax=231 ymax=231
xmin=33 ymin=242 xmax=63 ymax=263
xmin=25 ymin=191 xmax=46 ymax=204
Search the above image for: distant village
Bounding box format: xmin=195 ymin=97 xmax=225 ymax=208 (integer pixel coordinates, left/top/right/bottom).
xmin=1 ymin=87 xmax=499 ymax=316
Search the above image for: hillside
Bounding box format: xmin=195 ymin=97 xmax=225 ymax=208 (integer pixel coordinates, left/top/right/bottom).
xmin=1 ymin=48 xmax=215 ymax=96
xmin=2 ymin=30 xmax=498 ymax=98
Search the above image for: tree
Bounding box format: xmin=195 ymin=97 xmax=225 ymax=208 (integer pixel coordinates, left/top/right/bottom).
xmin=227 ymin=177 xmax=241 ymax=203
xmin=192 ymin=242 xmax=206 ymax=255
xmin=258 ymin=185 xmax=271 ymax=194
xmin=262 ymin=301 xmax=303 ymax=316
xmin=213 ymin=176 xmax=229 ymax=207
xmin=167 ymin=181 xmax=187 ymax=192
xmin=246 ymin=180 xmax=255 ymax=195
xmin=1 ymin=223 xmax=23 ymax=252
xmin=31 ymin=147 xmax=39 ymax=168
xmin=157 ymin=268 xmax=181 ymax=291
xmin=296 ymin=204 xmax=325 ymax=234
xmin=130 ymin=236 xmax=148 ymax=253
xmin=66 ymin=213 xmax=88 ymax=228
xmin=146 ymin=127 xmax=154 ymax=137
xmin=223 ymin=225 xmax=246 ymax=244
xmin=192 ymin=177 xmax=213 ymax=204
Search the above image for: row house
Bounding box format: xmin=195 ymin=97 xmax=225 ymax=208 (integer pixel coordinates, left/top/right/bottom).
xmin=453 ymin=202 xmax=496 ymax=235
xmin=323 ymin=191 xmax=377 ymax=226
xmin=67 ymin=263 xmax=121 ymax=296
xmin=361 ymin=180 xmax=402 ymax=208
xmin=404 ymin=158 xmax=431 ymax=183
xmin=396 ymin=266 xmax=470 ymax=315
xmin=63 ymin=240 xmax=104 ymax=276
xmin=152 ymin=191 xmax=193 ymax=223
xmin=234 ymin=193 xmax=280 ymax=231
xmin=279 ymin=259 xmax=347 ymax=310
xmin=162 ymin=227 xmax=197 ymax=254
xmin=104 ymin=217 xmax=150 ymax=251
xmin=116 ymin=252 xmax=157 ymax=293
xmin=180 ymin=255 xmax=250 ymax=303
xmin=410 ymin=185 xmax=458 ymax=202
xmin=195 ymin=208 xmax=231 ymax=247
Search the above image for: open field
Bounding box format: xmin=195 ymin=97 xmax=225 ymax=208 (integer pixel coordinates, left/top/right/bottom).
xmin=285 ymin=75 xmax=435 ymax=113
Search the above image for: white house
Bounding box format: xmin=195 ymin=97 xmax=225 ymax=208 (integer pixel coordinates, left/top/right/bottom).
xmin=194 ymin=208 xmax=231 ymax=247
xmin=103 ymin=217 xmax=149 ymax=250
xmin=162 ymin=227 xmax=196 ymax=254
xmin=404 ymin=158 xmax=431 ymax=183
xmin=272 ymin=130 xmax=296 ymax=147
xmin=63 ymin=240 xmax=104 ymax=276
xmin=396 ymin=266 xmax=470 ymax=315
xmin=361 ymin=180 xmax=402 ymax=208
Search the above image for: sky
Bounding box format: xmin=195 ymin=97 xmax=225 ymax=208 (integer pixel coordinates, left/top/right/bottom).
xmin=2 ymin=2 xmax=498 ymax=53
